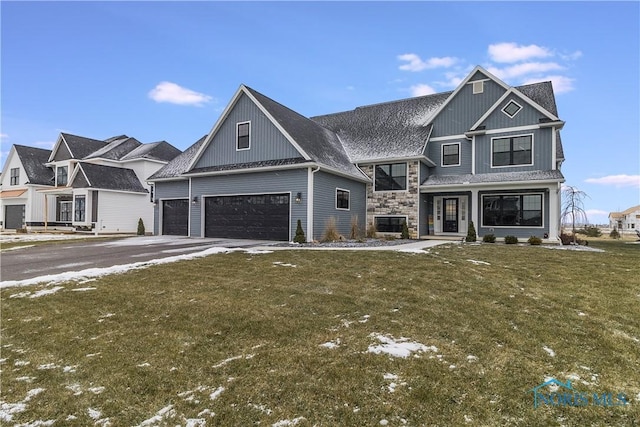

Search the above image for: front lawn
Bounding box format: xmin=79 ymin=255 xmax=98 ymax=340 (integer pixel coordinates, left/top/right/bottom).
xmin=1 ymin=241 xmax=638 ymax=425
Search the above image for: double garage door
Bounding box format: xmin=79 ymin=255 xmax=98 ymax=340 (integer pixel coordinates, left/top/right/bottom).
xmin=162 ymin=194 xmax=290 ymax=241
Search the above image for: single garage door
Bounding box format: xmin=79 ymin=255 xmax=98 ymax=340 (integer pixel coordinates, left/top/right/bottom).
xmin=5 ymin=205 xmax=25 ymax=229
xmin=204 ymin=194 xmax=290 ymax=241
xmin=162 ymin=199 xmax=189 ymax=236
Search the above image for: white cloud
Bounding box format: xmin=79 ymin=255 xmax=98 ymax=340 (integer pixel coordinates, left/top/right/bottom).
xmin=521 ymin=75 xmax=575 ymax=94
xmin=148 ymin=82 xmax=212 ymax=106
xmin=560 ymin=50 xmax=583 ymax=61
xmin=585 ymin=175 xmax=640 ymax=188
xmin=410 ymin=84 xmax=437 ymax=97
xmin=398 ymin=54 xmax=457 ymax=72
xmin=0 ymin=133 xmax=8 ymax=139
xmin=488 ymin=62 xmax=564 ymax=80
xmin=488 ymin=42 xmax=553 ymax=63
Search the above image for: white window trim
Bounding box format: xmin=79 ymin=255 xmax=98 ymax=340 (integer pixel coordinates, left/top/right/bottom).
xmin=336 ymin=188 xmax=350 ymax=211
xmin=441 ymin=142 xmax=461 ymax=167
xmin=502 ymin=100 xmax=523 ymax=118
xmin=236 ymin=121 xmax=251 ymax=151
xmin=490 ymin=133 xmax=534 ymax=169
xmin=480 ymin=192 xmax=545 ymax=229
xmin=373 ymin=162 xmax=409 ymax=193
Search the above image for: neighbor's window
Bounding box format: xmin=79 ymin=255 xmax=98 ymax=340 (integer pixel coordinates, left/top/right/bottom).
xmin=10 ymin=168 xmax=19 ymax=185
xmin=336 ymin=188 xmax=350 ymax=210
xmin=58 ymin=199 xmax=72 ymax=222
xmin=57 ymin=166 xmax=68 ymax=186
xmin=74 ymin=195 xmax=86 ymax=222
xmin=482 ymin=194 xmax=542 ymax=227
xmin=375 ymin=216 xmax=405 ymax=233
xmin=492 ymin=135 xmax=532 ymax=167
xmin=442 ymin=143 xmax=460 ymax=167
xmin=374 ymin=163 xmax=407 ymax=191
xmin=237 ymin=122 xmax=250 ymax=150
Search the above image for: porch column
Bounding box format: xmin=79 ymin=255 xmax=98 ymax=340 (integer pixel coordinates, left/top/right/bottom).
xmin=470 ymin=188 xmax=479 ymax=233
xmin=548 ymin=184 xmax=560 ymax=240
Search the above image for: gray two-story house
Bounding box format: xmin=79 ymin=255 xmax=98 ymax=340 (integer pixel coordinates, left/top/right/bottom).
xmin=149 ymin=66 xmax=565 ymax=242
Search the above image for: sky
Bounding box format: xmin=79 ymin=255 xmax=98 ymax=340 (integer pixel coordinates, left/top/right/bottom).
xmin=1 ymin=1 xmax=638 ymax=224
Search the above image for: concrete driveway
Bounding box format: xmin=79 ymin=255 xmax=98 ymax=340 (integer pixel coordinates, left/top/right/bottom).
xmin=1 ymin=235 xmax=276 ymax=283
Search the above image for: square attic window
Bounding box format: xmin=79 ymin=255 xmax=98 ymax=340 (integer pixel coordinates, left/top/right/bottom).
xmin=502 ymin=100 xmax=522 ymax=118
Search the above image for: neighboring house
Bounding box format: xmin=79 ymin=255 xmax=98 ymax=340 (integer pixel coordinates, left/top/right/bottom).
xmin=1 ymin=133 xmax=181 ymax=233
xmin=0 ymin=145 xmax=53 ymax=230
xmin=609 ymin=205 xmax=640 ymax=232
xmin=149 ymin=65 xmax=566 ymax=242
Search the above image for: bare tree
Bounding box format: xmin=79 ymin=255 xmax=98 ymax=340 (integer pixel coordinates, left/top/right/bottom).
xmin=561 ymin=185 xmax=590 ymax=243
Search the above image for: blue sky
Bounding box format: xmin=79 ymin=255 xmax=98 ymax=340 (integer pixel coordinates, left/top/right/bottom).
xmin=2 ymin=1 xmax=638 ymax=224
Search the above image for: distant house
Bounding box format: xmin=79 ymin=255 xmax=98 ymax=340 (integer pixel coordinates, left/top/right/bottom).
xmin=609 ymin=205 xmax=640 ymax=232
xmin=149 ymin=66 xmax=566 ymax=242
xmin=0 ymin=133 xmax=181 ymax=233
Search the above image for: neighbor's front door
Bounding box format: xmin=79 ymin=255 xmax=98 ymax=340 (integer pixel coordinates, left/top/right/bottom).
xmin=443 ymin=198 xmax=458 ymax=233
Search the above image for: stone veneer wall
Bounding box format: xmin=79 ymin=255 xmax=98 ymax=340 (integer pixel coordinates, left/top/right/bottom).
xmin=362 ymin=160 xmax=420 ymax=238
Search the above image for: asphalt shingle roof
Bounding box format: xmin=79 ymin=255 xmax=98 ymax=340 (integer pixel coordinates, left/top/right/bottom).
xmin=185 ymin=157 xmax=308 ymax=175
xmin=61 ymin=133 xmax=107 ymax=159
xmin=84 ymin=137 xmax=142 ymax=160
xmin=14 ymin=145 xmax=53 ymax=185
xmin=421 ymin=170 xmax=565 ymax=186
xmin=148 ymin=136 xmax=208 ymax=180
xmin=77 ymin=163 xmax=147 ymax=193
xmin=245 ymin=87 xmax=365 ymax=179
xmin=120 ymin=141 xmax=181 ymax=162
xmin=311 ymin=92 xmax=451 ymax=163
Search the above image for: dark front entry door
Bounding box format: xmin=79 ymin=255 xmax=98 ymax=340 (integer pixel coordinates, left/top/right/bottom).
xmin=443 ymin=198 xmax=458 ymax=233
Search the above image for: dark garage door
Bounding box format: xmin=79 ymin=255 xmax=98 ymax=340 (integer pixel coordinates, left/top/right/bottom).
xmin=5 ymin=205 xmax=25 ymax=229
xmin=162 ymin=199 xmax=189 ymax=236
xmin=204 ymin=194 xmax=290 ymax=241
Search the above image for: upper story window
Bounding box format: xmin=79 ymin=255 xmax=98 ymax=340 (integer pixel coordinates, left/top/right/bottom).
xmin=374 ymin=163 xmax=407 ymax=191
xmin=237 ymin=122 xmax=250 ymax=150
xmin=10 ymin=168 xmax=19 ymax=185
xmin=502 ymin=100 xmax=522 ymax=118
xmin=336 ymin=188 xmax=350 ymax=210
xmin=56 ymin=166 xmax=68 ymax=186
xmin=492 ymin=135 xmax=533 ymax=167
xmin=442 ymin=143 xmax=460 ymax=167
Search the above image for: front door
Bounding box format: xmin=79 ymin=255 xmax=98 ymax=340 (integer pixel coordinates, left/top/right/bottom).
xmin=443 ymin=198 xmax=458 ymax=233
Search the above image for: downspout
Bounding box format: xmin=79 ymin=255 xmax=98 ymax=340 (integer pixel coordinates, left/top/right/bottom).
xmin=307 ymin=166 xmax=320 ymax=241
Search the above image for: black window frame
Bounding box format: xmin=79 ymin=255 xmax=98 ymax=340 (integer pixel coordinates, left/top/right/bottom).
xmin=74 ymin=195 xmax=86 ymax=222
xmin=375 ymin=216 xmax=406 ymax=233
xmin=56 ymin=166 xmax=68 ymax=186
xmin=442 ymin=143 xmax=460 ymax=167
xmin=482 ymin=194 xmax=543 ymax=227
xmin=492 ymin=135 xmax=533 ymax=167
xmin=10 ymin=168 xmax=19 ymax=185
xmin=336 ymin=188 xmax=350 ymax=210
xmin=374 ymin=163 xmax=407 ymax=191
xmin=237 ymin=121 xmax=250 ymax=150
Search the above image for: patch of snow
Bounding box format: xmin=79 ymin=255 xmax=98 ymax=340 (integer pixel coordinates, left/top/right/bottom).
xmin=66 ymin=384 xmax=83 ymax=395
xmin=86 ymin=353 xmax=101 ymax=358
xmin=383 ymin=373 xmax=398 ymax=380
xmin=449 ymin=364 xmax=456 ymax=369
xmin=135 ymin=404 xmax=175 ymax=427
xmin=359 ymin=315 xmax=370 ymax=323
xmin=30 ymin=287 xmax=64 ymax=298
xmin=467 ymin=355 xmax=478 ymax=362
xmin=0 ymin=389 xmax=44 ymax=423
xmin=72 ymin=287 xmax=97 ymax=292
xmin=246 ymin=249 xmax=273 ymax=254
xmin=137 ymin=362 xmax=151 ymax=367
xmin=320 ymin=339 xmax=340 ymax=349
xmin=37 ymin=363 xmax=59 ymax=370
xmin=467 ymin=259 xmax=491 ymax=265
xmin=542 ymin=245 xmax=604 ymax=252
xmin=185 ymin=419 xmax=207 ymax=427
xmin=87 ymin=408 xmax=102 ymax=420
xmin=272 ymin=261 xmax=297 ymax=268
xmin=367 ymin=333 xmax=436 ymax=358
xmin=249 ymin=403 xmax=273 ymax=415
xmin=272 ymin=417 xmax=306 ymax=427
xmin=464 ymin=415 xmax=473 ymax=423
xmin=89 ymin=386 xmax=105 ymax=394
xmin=543 ymin=346 xmax=556 ymax=357
xmin=209 ymin=386 xmax=225 ymax=401
xmin=14 ymin=420 xmax=55 ymax=427
xmin=397 ymin=248 xmax=429 ymax=254
xmin=197 ymin=409 xmax=215 ymax=418
xmin=577 ymin=312 xmax=586 ymax=316
xmin=15 ymin=376 xmax=36 ymax=382
xmin=380 ymin=420 xmax=389 ymax=426
xmin=14 ymin=360 xmax=30 ymax=367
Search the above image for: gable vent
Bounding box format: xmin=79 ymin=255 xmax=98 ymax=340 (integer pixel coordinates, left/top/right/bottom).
xmin=472 ymin=81 xmax=484 ymax=94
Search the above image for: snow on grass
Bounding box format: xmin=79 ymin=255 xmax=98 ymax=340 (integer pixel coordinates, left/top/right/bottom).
xmin=272 ymin=261 xmax=297 ymax=268
xmin=367 ymin=333 xmax=437 ymax=358
xmin=209 ymin=386 xmax=225 ymax=401
xmin=397 ymin=248 xmax=429 ymax=254
xmin=71 ymin=287 xmax=97 ymax=292
xmin=542 ymin=245 xmax=605 ymax=252
xmin=467 ymin=259 xmax=491 ymax=265
xmin=320 ymin=338 xmax=341 ymax=349
xmin=466 ymin=355 xmax=478 ymax=362
xmin=543 ymin=346 xmax=556 ymax=357
xmin=134 ymin=404 xmax=175 ymax=427
xmin=0 ymin=388 xmax=45 ymax=423
xmin=212 ymin=354 xmax=254 ymax=368
xmin=272 ymin=417 xmax=306 ymax=427
xmin=14 ymin=420 xmax=55 ymax=427
xmin=0 ymin=234 xmax=103 ymax=243
xmin=0 ymin=247 xmax=270 ymax=289
xmin=37 ymin=363 xmax=59 ymax=370
xmin=249 ymin=403 xmax=273 ymax=415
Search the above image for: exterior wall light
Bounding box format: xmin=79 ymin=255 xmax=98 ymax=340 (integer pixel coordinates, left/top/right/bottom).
xmin=295 ymin=192 xmax=302 ymax=203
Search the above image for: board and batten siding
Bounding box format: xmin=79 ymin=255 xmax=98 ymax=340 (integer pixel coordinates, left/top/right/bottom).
xmin=153 ymin=180 xmax=190 ymax=234
xmin=190 ymin=169 xmax=308 ymax=239
xmin=481 ymin=95 xmax=547 ymax=130
xmin=431 ymin=74 xmax=506 ymax=138
xmin=95 ymin=191 xmax=153 ymax=234
xmin=312 ymin=171 xmax=366 ymax=241
xmin=194 ymin=93 xmax=303 ymax=169
xmin=475 ymin=128 xmax=552 ymax=174
xmin=427 ymin=140 xmax=472 ymax=176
